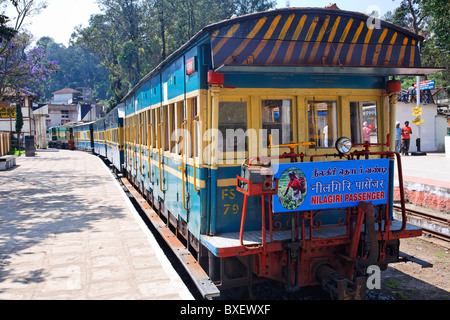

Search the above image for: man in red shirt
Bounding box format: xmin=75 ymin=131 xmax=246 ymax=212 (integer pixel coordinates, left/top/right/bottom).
xmin=401 ymin=121 xmax=413 ymax=156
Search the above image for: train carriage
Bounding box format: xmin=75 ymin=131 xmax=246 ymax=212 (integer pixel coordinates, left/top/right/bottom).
xmin=48 ymin=123 xmax=76 ymax=149
xmin=105 ymin=105 xmax=125 ymax=172
xmin=93 ymin=118 xmax=107 ymax=158
xmin=74 ymin=122 xmax=94 ymax=152
xmin=118 ymin=7 xmax=439 ymax=299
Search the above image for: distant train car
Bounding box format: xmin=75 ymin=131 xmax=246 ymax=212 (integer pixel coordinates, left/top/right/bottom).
xmin=107 ymin=7 xmax=439 ymax=299
xmin=48 ymin=124 xmax=75 ymax=149
xmin=93 ymin=118 xmax=107 ymax=158
xmin=73 ymin=122 xmax=94 ymax=152
xmin=105 ymin=105 xmax=124 ymax=172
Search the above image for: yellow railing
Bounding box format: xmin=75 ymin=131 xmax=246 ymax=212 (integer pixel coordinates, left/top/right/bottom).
xmin=158 ymin=122 xmax=165 ymax=192
xmin=192 ymin=117 xmax=200 ymax=192
xmin=147 ymin=124 xmax=153 ymax=183
xmin=139 ymin=124 xmax=143 ymax=176
xmin=178 ymin=121 xmax=189 ymax=210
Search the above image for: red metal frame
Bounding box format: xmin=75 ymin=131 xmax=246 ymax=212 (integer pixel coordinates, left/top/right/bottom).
xmin=233 ymin=135 xmax=420 ymax=287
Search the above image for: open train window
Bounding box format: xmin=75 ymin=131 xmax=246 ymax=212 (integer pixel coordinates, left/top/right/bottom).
xmin=261 ymin=99 xmax=292 ymax=147
xmin=218 ymin=101 xmax=248 ymax=153
xmin=350 ymin=101 xmax=378 ymax=144
xmin=308 ymin=101 xmax=338 ymax=148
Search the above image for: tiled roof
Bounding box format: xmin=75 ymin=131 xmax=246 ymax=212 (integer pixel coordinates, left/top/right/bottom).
xmin=52 ymin=88 xmax=81 ymax=95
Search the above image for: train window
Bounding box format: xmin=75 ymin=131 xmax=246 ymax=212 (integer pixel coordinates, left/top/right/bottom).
xmin=261 ymin=99 xmax=293 ymax=147
xmin=218 ymin=101 xmax=248 ymax=152
xmin=350 ymin=101 xmax=378 ymax=144
xmin=308 ymin=101 xmax=338 ymax=148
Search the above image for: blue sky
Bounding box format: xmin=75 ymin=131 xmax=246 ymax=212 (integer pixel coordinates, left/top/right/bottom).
xmin=5 ymin=0 xmax=402 ymax=46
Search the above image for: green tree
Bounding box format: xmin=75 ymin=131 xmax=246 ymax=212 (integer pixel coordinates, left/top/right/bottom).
xmin=36 ymin=37 xmax=110 ymax=102
xmin=72 ymin=0 xmax=279 ymax=105
xmin=384 ymin=0 xmax=449 ymax=88
xmin=233 ymin=0 xmax=276 ymax=15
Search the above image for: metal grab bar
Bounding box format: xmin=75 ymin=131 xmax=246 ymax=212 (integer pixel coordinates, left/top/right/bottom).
xmin=178 ymin=121 xmax=189 ymax=210
xmin=132 ymin=125 xmax=136 ymax=173
xmin=139 ymin=124 xmax=143 ymax=176
xmin=158 ymin=123 xmax=165 ymax=192
xmin=147 ymin=124 xmax=153 ymax=183
xmin=193 ymin=118 xmax=200 ymax=192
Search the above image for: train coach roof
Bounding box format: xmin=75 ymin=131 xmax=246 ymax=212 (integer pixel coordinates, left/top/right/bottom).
xmin=207 ymin=8 xmax=435 ymax=72
xmin=123 ymin=7 xmax=441 ymax=102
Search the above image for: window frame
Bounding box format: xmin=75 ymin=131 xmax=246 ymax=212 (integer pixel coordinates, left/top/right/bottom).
xmin=304 ymin=97 xmax=340 ymax=149
xmin=217 ymin=96 xmax=250 ymax=162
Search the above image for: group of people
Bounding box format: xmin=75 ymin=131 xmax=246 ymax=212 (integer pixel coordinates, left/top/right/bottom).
xmin=395 ymin=121 xmax=413 ymax=156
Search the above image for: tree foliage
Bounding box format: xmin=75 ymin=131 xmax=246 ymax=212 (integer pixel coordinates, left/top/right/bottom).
xmin=71 ymin=0 xmax=276 ymax=105
xmin=383 ymin=0 xmax=450 ymax=89
xmin=0 ymin=31 xmax=58 ymax=98
xmin=36 ymin=37 xmax=110 ymax=102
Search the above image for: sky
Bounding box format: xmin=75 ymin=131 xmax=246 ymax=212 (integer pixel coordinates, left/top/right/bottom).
xmin=3 ymin=0 xmax=402 ymax=47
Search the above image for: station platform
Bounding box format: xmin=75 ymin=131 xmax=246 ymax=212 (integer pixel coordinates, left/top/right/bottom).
xmin=0 ymin=149 xmax=194 ymax=300
xmin=393 ymin=153 xmax=450 ymax=213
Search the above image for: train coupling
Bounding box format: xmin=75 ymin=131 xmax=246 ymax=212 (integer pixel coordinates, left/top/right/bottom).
xmin=313 ymin=262 xmax=366 ymax=300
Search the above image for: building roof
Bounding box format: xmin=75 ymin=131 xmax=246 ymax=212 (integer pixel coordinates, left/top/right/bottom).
xmin=52 ymin=88 xmax=81 ymax=95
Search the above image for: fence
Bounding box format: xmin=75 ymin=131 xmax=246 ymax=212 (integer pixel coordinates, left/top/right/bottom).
xmin=0 ymin=132 xmax=11 ymax=156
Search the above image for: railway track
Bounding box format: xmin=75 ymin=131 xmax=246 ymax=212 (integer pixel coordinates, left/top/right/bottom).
xmin=393 ymin=205 xmax=450 ymax=242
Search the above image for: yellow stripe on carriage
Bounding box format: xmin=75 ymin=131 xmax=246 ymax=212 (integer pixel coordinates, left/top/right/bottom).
xmin=332 ymin=18 xmax=353 ymax=65
xmin=212 ymin=23 xmax=240 ymax=55
xmin=267 ymin=14 xmax=295 ymax=64
xmin=345 ymin=21 xmax=364 ymax=65
xmin=397 ymin=37 xmax=409 ymax=66
xmin=409 ymin=40 xmax=416 ymax=67
xmin=298 ymin=16 xmax=319 ymax=63
xmin=372 ymin=28 xmax=388 ymax=65
xmin=245 ymin=15 xmax=282 ymax=64
xmin=323 ymin=16 xmax=341 ymax=59
xmin=223 ymin=16 xmax=267 ymax=65
xmin=148 ymin=158 xmax=206 ymax=189
xmin=383 ymin=32 xmax=397 ymax=65
xmin=284 ymin=14 xmax=307 ymax=64
xmin=308 ymin=15 xmax=330 ymax=63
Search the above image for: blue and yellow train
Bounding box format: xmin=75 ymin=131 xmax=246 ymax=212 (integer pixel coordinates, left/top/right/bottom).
xmin=51 ymin=7 xmax=440 ymax=299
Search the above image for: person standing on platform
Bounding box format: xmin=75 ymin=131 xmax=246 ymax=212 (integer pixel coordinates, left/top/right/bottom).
xmin=395 ymin=121 xmax=402 ymax=154
xmin=401 ymin=121 xmax=413 ymax=156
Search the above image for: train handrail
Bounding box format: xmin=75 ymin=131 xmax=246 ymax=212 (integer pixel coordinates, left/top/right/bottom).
xmin=178 ymin=121 xmax=189 ymax=211
xmin=268 ymin=134 xmax=315 ymax=149
xmin=193 ymin=117 xmax=200 ymax=192
xmin=132 ymin=125 xmax=136 ymax=173
xmin=147 ymin=124 xmax=153 ymax=183
xmin=139 ymin=124 xmax=143 ymax=176
xmin=158 ymin=122 xmax=165 ymax=192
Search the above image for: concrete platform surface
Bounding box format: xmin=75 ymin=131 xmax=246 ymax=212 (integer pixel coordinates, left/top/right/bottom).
xmin=394 ymin=153 xmax=450 ymax=212
xmin=0 ymin=149 xmax=194 ymax=300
